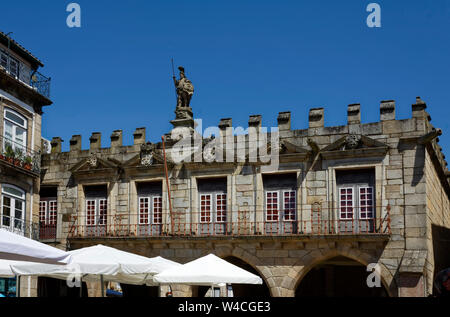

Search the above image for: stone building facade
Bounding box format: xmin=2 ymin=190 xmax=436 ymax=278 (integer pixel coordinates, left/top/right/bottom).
xmin=36 ymin=96 xmax=450 ymax=297
xmin=0 ymin=31 xmax=52 ymax=296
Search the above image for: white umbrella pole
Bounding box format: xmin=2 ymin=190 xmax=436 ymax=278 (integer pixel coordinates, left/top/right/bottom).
xmin=16 ymin=275 xmax=20 ymax=298
xmin=100 ymin=275 xmax=105 ymax=297
xmin=79 ymin=276 xmax=83 ymax=298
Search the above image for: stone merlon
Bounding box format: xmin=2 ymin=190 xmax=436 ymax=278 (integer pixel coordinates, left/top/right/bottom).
xmin=380 ymin=100 xmax=396 ymax=121
xmin=249 ymin=115 xmax=262 ymax=128
xmin=309 ymin=108 xmax=324 ymax=128
xmin=347 ymin=104 xmax=361 ymax=125
xmin=89 ymin=132 xmax=101 ymax=150
xmin=70 ymin=135 xmax=82 ymax=152
xmin=110 ymin=130 xmax=123 ymax=148
xmin=133 ymin=127 xmax=146 ymax=146
xmin=277 ymin=112 xmax=291 ymax=131
xmin=50 ymin=137 xmax=62 ymax=153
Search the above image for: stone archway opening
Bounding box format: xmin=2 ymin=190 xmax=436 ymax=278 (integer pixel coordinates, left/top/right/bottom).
xmin=295 ymin=256 xmax=389 ymax=297
xmin=193 ymin=256 xmax=271 ymax=297
xmin=223 ymin=256 xmax=271 ymax=297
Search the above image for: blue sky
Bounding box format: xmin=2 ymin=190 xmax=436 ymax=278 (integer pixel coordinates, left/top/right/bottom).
xmin=1 ymin=0 xmax=450 ymax=157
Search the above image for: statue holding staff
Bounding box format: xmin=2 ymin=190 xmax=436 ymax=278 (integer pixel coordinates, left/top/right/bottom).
xmin=173 ymin=66 xmax=194 ymax=109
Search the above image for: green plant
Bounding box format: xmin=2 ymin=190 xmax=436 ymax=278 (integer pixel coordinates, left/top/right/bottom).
xmin=4 ymin=145 xmax=15 ymax=159
xmin=24 ymin=156 xmax=33 ymax=164
xmin=14 ymin=148 xmax=24 ymax=161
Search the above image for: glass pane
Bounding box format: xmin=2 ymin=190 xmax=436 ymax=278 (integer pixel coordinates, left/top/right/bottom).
xmin=2 ymin=196 xmax=11 ymax=227
xmin=14 ymin=200 xmax=23 ymax=220
xmin=39 ymin=201 xmax=47 ymax=223
xmin=86 ymin=200 xmax=96 ymax=226
xmin=98 ymin=199 xmax=107 ymax=225
xmin=4 ymin=121 xmax=13 ymax=141
xmin=5 ymin=110 xmax=26 ymax=127
xmin=139 ymin=197 xmax=149 ymax=224
xmin=0 ymin=53 xmax=7 ymax=68
xmin=9 ymin=59 xmax=18 ymax=77
xmin=200 ymin=195 xmax=211 ymax=223
xmin=49 ymin=201 xmax=57 ymax=225
xmin=153 ymin=196 xmax=162 ymax=224
xmin=2 ymin=186 xmax=25 ymax=199
xmin=14 ymin=127 xmax=26 ymax=148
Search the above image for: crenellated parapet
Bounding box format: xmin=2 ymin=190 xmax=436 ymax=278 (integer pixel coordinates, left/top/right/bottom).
xmin=44 ymin=97 xmax=449 ymax=181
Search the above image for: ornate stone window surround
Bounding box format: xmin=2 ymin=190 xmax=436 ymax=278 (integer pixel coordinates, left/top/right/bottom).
xmin=324 ymin=158 xmax=388 ymax=234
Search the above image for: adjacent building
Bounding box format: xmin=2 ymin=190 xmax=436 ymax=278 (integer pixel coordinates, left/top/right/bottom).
xmin=0 ymin=30 xmax=52 ymax=296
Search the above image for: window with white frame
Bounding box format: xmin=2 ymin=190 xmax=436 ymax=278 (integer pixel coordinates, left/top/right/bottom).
xmin=216 ymin=193 xmax=227 ymax=223
xmin=336 ymin=170 xmax=375 ymax=221
xmin=200 ymin=194 xmax=212 ymax=223
xmin=197 ymin=178 xmax=228 ymax=225
xmin=1 ymin=184 xmax=26 ymax=231
xmin=39 ymin=187 xmax=58 ymax=227
xmin=3 ymin=108 xmax=27 ymax=152
xmin=359 ymin=187 xmax=374 ymax=220
xmin=137 ymin=182 xmax=163 ymax=226
xmin=265 ymin=191 xmax=279 ymax=222
xmin=262 ymin=173 xmax=298 ymax=234
xmin=283 ymin=190 xmax=296 ymax=221
xmin=339 ymin=187 xmax=354 ymax=220
xmin=39 ymin=199 xmax=57 ymax=226
xmin=263 ymin=174 xmax=297 ymax=223
xmin=336 ymin=169 xmax=376 ymax=233
xmin=84 ymin=185 xmax=107 ymax=227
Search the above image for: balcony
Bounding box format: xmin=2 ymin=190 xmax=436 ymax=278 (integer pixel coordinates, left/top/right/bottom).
xmin=67 ymin=207 xmax=391 ymax=239
xmin=39 ymin=223 xmax=57 ymax=241
xmin=0 ymin=135 xmax=41 ymax=176
xmin=0 ymin=214 xmax=40 ymax=240
xmin=29 ymin=71 xmax=51 ymax=99
xmin=0 ymin=59 xmax=51 ymax=99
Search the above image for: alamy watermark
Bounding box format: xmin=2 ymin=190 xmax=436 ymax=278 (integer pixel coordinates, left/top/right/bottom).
xmin=366 ymin=3 xmax=381 ymax=28
xmin=169 ymin=119 xmax=280 ymax=172
xmin=66 ymin=3 xmax=81 ymax=28
xmin=367 ymin=263 xmax=382 ymax=288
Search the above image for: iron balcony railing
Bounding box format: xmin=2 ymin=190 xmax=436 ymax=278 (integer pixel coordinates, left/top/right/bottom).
xmin=0 ymin=135 xmax=41 ymax=175
xmin=39 ymin=223 xmax=57 ymax=240
xmin=67 ymin=207 xmax=391 ymax=239
xmin=30 ymin=70 xmax=51 ymax=99
xmin=0 ymin=214 xmax=40 ymax=241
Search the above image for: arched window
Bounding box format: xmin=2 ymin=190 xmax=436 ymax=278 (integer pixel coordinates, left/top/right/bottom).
xmin=3 ymin=108 xmax=27 ymax=152
xmin=1 ymin=184 xmax=26 ymax=233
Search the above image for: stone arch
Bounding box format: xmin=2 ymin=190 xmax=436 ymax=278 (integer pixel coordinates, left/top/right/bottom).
xmin=206 ymin=245 xmax=274 ymax=297
xmin=292 ymin=248 xmax=397 ymax=297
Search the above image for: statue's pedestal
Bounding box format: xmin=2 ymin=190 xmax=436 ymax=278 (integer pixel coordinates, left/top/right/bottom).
xmin=170 ymin=106 xmax=196 ymax=141
xmin=171 ymin=106 xmax=195 ymax=130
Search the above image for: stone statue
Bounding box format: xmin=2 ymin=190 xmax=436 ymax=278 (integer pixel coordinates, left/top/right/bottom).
xmin=173 ymin=66 xmax=194 ymax=109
